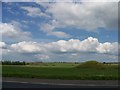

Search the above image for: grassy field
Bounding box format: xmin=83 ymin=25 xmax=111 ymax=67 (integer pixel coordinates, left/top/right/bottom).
xmin=2 ymin=62 xmax=119 ymax=80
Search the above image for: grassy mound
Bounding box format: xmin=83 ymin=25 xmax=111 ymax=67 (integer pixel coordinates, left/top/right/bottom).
xmin=76 ymin=61 xmax=105 ymax=69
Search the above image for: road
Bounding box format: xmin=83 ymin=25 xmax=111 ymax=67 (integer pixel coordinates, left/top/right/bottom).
xmin=2 ymin=77 xmax=119 ymax=89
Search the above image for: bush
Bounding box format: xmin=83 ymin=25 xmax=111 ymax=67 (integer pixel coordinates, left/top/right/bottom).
xmin=76 ymin=60 xmax=105 ymax=69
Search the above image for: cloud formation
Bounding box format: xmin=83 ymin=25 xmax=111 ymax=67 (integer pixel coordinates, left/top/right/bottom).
xmin=46 ymin=2 xmax=118 ymax=31
xmin=21 ymin=6 xmax=50 ymax=18
xmin=1 ymin=37 xmax=118 ymax=61
xmin=0 ymin=22 xmax=32 ymax=42
xmin=0 ymin=42 xmax=6 ymax=48
xmin=49 ymin=37 xmax=118 ymax=54
xmin=3 ymin=0 xmax=118 ymax=2
xmin=1 ymin=1 xmax=118 ymax=62
xmin=11 ymin=41 xmax=46 ymax=53
xmin=96 ymin=42 xmax=118 ymax=54
xmin=40 ymin=20 xmax=71 ymax=38
xmin=34 ymin=54 xmax=50 ymax=60
xmin=0 ymin=41 xmax=10 ymax=54
xmin=9 ymin=37 xmax=118 ymax=55
xmin=19 ymin=2 xmax=118 ymax=38
xmin=36 ymin=1 xmax=118 ymax=38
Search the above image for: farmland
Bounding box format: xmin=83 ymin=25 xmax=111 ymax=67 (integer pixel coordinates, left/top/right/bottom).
xmin=2 ymin=61 xmax=119 ymax=80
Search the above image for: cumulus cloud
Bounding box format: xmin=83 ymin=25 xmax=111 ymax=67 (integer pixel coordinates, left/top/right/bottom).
xmin=0 ymin=42 xmax=6 ymax=48
xmin=40 ymin=21 xmax=71 ymax=38
xmin=36 ymin=1 xmax=118 ymax=38
xmin=0 ymin=41 xmax=11 ymax=54
xmin=0 ymin=22 xmax=32 ymax=42
xmin=50 ymin=37 xmax=118 ymax=54
xmin=10 ymin=41 xmax=46 ymax=53
xmin=46 ymin=2 xmax=118 ymax=31
xmin=13 ymin=1 xmax=118 ymax=38
xmin=2 ymin=37 xmax=118 ymax=61
xmin=21 ymin=6 xmax=50 ymax=18
xmin=96 ymin=42 xmax=118 ymax=54
xmin=9 ymin=37 xmax=118 ymax=55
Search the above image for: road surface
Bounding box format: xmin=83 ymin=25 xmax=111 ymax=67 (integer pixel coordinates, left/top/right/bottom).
xmin=2 ymin=77 xmax=119 ymax=89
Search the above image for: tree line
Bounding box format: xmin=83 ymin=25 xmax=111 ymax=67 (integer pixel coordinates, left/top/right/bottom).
xmin=1 ymin=61 xmax=26 ymax=65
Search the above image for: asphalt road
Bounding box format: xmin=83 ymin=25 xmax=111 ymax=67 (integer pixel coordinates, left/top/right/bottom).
xmin=2 ymin=77 xmax=119 ymax=89
xmin=2 ymin=82 xmax=119 ymax=89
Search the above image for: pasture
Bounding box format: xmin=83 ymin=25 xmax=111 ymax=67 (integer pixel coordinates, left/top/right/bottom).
xmin=2 ymin=61 xmax=119 ymax=80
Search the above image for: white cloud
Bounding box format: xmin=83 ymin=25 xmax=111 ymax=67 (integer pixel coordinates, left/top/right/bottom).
xmin=59 ymin=37 xmax=118 ymax=54
xmin=0 ymin=41 xmax=6 ymax=48
xmin=50 ymin=31 xmax=71 ymax=38
xmin=40 ymin=20 xmax=71 ymax=38
xmin=40 ymin=24 xmax=71 ymax=38
xmin=46 ymin=2 xmax=118 ymax=31
xmin=37 ymin=2 xmax=118 ymax=38
xmin=96 ymin=42 xmax=118 ymax=54
xmin=2 ymin=0 xmax=119 ymax=2
xmin=0 ymin=22 xmax=32 ymax=41
xmin=21 ymin=6 xmax=50 ymax=18
xmin=2 ymin=37 xmax=118 ymax=61
xmin=49 ymin=37 xmax=118 ymax=54
xmin=10 ymin=41 xmax=46 ymax=53
xmin=0 ymin=41 xmax=11 ymax=54
xmin=9 ymin=37 xmax=118 ymax=55
xmin=1 ymin=23 xmax=29 ymax=37
xmin=34 ymin=54 xmax=50 ymax=60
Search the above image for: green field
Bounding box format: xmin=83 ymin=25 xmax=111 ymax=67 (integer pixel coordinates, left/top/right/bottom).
xmin=2 ymin=62 xmax=119 ymax=80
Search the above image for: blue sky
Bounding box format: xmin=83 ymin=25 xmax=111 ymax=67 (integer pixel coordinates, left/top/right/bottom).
xmin=1 ymin=1 xmax=119 ymax=62
xmin=2 ymin=2 xmax=118 ymax=42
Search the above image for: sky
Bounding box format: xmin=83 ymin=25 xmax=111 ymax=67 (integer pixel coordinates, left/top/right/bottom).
xmin=0 ymin=0 xmax=119 ymax=62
